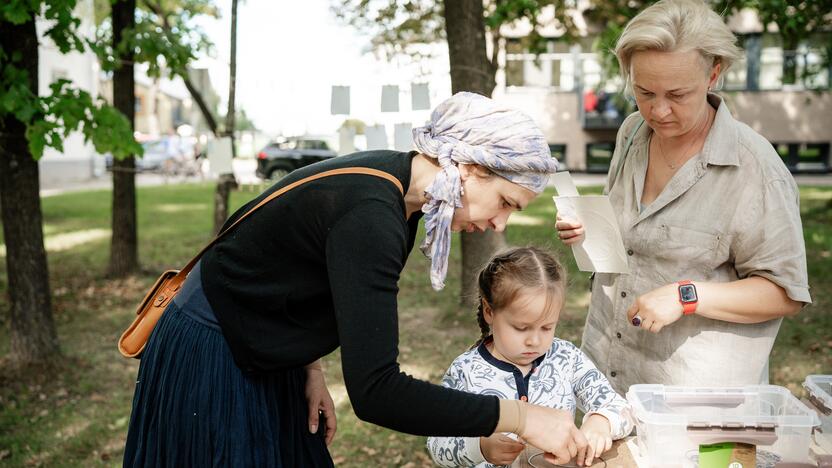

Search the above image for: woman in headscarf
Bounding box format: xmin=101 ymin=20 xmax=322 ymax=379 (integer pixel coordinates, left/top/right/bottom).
xmin=123 ymin=92 xmax=587 ymax=467
xmin=556 ymin=0 xmax=811 ymax=394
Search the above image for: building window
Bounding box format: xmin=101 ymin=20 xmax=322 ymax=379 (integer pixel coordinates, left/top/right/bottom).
xmin=759 ymin=34 xmax=784 ymax=90
xmin=581 ymin=55 xmax=603 ymax=91
xmin=723 ymin=36 xmax=748 ymax=90
xmin=51 ymin=69 xmax=68 ymax=84
xmin=549 ymin=144 xmax=566 ymax=163
xmin=586 ymin=142 xmax=615 ymax=173
xmin=772 ymin=142 xmax=830 ymax=173
xmin=505 ymin=40 xmax=576 ymax=91
xmin=506 ymin=58 xmax=525 ymax=87
xmin=755 ymin=33 xmax=831 ymax=90
xmin=795 ymin=34 xmax=830 ymax=89
xmin=523 ymin=59 xmax=551 ymax=88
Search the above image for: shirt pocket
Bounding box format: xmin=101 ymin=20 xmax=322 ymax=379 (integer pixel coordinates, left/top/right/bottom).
xmin=652 ymin=224 xmax=727 ymax=280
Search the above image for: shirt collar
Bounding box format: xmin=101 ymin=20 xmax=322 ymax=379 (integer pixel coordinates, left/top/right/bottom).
xmin=700 ymin=93 xmax=741 ymax=167
xmin=477 ymin=338 xmax=546 ymax=375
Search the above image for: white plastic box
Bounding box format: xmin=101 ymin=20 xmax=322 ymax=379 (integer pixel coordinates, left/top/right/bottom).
xmin=626 ymin=384 xmax=820 ymax=467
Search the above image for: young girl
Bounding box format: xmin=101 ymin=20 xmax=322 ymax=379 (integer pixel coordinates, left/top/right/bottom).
xmin=427 ymin=247 xmax=633 ymax=468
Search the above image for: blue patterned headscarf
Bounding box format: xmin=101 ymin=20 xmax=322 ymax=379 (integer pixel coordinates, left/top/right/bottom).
xmin=412 ymin=92 xmax=559 ymax=290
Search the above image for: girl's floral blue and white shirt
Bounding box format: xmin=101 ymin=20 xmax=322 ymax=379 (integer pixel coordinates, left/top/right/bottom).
xmin=426 ymin=338 xmax=633 ymax=468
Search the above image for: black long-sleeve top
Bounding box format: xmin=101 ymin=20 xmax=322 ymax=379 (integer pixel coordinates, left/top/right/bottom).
xmin=200 ymin=150 xmax=499 ymax=436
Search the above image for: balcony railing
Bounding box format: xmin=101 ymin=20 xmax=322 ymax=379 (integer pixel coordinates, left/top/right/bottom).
xmin=581 ymin=91 xmax=635 ymax=130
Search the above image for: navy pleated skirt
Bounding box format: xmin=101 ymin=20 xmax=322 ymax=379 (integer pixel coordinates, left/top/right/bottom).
xmin=123 ymin=261 xmax=334 ymax=467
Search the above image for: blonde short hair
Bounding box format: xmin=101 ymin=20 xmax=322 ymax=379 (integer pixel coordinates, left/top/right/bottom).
xmin=615 ymin=0 xmax=743 ymax=92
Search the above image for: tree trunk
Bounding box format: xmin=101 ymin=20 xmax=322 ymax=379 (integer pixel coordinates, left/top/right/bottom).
xmin=213 ymin=0 xmax=240 ymax=234
xmin=182 ymin=75 xmax=219 ymax=135
xmin=213 ymin=173 xmax=238 ymax=234
xmin=443 ymin=0 xmax=505 ymax=306
xmin=226 ymin=0 xmax=238 ymax=159
xmin=108 ymin=0 xmax=139 ymax=277
xmin=0 ymin=18 xmax=61 ymax=365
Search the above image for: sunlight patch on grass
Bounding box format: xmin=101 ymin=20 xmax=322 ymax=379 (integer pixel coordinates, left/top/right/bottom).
xmin=57 ymin=420 xmax=91 ymax=440
xmin=328 ymin=382 xmax=349 ymax=408
xmin=154 ymin=203 xmax=208 ymax=213
xmin=399 ymin=363 xmax=434 ymax=381
xmin=802 ymin=189 xmax=832 ymax=201
xmin=569 ymin=290 xmax=592 ymax=309
xmin=0 ymin=228 xmax=110 ymax=257
xmin=507 ymin=213 xmax=545 ymax=226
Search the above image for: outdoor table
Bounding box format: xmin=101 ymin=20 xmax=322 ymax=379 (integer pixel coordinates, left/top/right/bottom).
xmin=511 ymin=437 xmax=641 ymax=468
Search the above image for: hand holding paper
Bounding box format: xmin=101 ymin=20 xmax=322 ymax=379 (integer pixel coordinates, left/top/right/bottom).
xmin=552 ymin=172 xmax=629 ymax=274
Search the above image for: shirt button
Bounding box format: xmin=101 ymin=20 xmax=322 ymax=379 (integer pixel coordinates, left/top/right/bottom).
xmin=610 ymin=371 xmax=617 ymax=377
xmin=616 ymin=332 xmax=622 ymax=339
xmin=627 ymin=248 xmax=634 ymax=256
xmin=621 ymin=291 xmax=627 ymax=298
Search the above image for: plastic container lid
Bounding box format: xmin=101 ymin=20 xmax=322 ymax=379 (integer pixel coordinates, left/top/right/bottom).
xmin=804 ymin=375 xmax=832 ymax=415
xmin=627 ymin=384 xmax=820 ymax=428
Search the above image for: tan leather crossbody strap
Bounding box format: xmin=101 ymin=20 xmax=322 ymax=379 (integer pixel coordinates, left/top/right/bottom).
xmin=176 ymin=167 xmax=404 ymax=279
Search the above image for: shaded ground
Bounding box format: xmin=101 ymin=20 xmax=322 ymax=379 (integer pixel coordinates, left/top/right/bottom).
xmin=0 ymin=183 xmax=829 ymax=467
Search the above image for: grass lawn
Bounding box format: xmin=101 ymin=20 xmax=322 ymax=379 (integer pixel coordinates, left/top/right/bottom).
xmin=0 ymin=182 xmax=829 ymax=467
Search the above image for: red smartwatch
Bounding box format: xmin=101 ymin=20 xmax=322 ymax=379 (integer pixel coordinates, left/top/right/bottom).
xmin=678 ymin=280 xmax=698 ymax=315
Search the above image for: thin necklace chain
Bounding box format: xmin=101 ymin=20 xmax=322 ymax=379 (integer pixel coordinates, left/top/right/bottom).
xmin=655 ymin=107 xmax=714 ymax=170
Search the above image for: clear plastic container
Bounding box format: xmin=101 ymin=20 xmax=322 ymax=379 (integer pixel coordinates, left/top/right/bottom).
xmin=803 ymin=375 xmax=832 ymax=454
xmin=626 ymin=384 xmax=820 ymax=467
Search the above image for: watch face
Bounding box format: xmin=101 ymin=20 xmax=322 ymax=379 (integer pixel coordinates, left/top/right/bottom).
xmin=679 ymin=284 xmax=698 ymax=303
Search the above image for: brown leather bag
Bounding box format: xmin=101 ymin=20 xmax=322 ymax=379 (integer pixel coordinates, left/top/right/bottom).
xmin=118 ymin=167 xmax=404 ymax=358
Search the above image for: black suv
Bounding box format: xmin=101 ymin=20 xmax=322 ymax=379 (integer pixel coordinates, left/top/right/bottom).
xmin=255 ymin=138 xmax=337 ymax=181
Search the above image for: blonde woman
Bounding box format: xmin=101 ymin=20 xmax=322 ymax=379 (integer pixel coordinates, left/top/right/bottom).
xmin=556 ymin=0 xmax=810 ymax=393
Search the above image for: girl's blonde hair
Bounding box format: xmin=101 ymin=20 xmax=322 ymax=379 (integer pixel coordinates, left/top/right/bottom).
xmin=473 ymin=246 xmax=566 ymax=348
xmin=615 ymin=0 xmax=743 ymax=93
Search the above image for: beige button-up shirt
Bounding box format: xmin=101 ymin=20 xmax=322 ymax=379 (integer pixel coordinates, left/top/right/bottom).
xmin=581 ymin=94 xmax=812 ymax=394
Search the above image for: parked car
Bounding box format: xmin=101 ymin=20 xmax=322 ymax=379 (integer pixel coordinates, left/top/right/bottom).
xmin=255 ymin=137 xmax=337 ymax=181
xmin=105 ymin=137 xmax=197 ymax=173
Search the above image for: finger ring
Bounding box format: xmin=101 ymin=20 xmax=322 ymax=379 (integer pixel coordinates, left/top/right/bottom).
xmin=631 ymin=315 xmax=643 ymax=327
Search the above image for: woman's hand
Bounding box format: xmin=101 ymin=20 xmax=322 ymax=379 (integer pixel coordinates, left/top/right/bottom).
xmin=522 ymin=404 xmax=587 ymax=465
xmin=555 ymin=215 xmax=585 ymax=245
xmin=304 ymin=361 xmax=337 ymax=445
xmin=577 ymin=414 xmax=612 ymax=466
xmin=479 ymin=433 xmax=525 ymax=465
xmin=627 ymin=282 xmax=684 ymax=333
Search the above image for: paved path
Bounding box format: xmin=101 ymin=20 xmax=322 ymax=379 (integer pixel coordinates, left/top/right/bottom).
xmin=40 ymin=161 xmax=832 ymax=197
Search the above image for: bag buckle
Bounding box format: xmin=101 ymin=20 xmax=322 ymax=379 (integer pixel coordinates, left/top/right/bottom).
xmin=154 ymin=294 xmax=167 ymax=307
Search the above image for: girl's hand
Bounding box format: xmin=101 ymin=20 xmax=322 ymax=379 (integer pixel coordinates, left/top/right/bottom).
xmin=627 ymin=283 xmax=684 ymax=333
xmin=304 ymin=362 xmax=337 ymax=445
xmin=577 ymin=414 xmax=612 ymax=466
xmin=479 ymin=433 xmax=525 ymax=466
xmin=555 ymin=214 xmax=585 ymax=246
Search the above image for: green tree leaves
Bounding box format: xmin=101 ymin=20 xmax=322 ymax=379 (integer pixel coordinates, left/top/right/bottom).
xmin=0 ymin=1 xmax=142 ymax=160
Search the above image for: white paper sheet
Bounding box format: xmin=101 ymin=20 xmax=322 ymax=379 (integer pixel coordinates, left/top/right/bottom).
xmin=551 ymin=171 xmax=579 ymax=196
xmin=411 ymin=83 xmax=430 ymax=110
xmin=338 ymin=127 xmax=356 ymax=155
xmin=393 ymin=123 xmax=413 ymax=151
xmin=365 ymin=124 xmax=388 ymax=150
xmin=330 ymin=85 xmax=350 ymax=115
xmin=207 ymin=137 xmax=233 ymax=176
xmin=381 ymin=85 xmax=399 ymax=112
xmin=552 ymin=172 xmax=629 ymax=274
